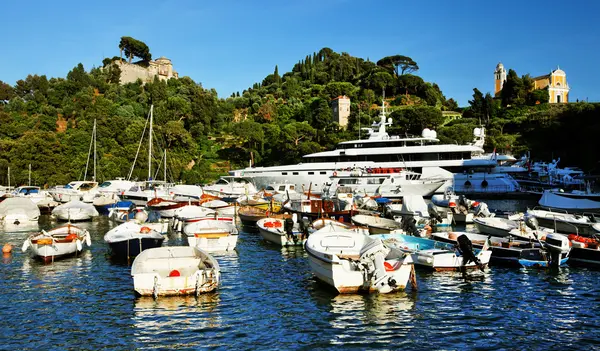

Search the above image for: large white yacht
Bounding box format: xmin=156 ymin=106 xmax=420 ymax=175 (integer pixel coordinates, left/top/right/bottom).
xmin=230 ymin=103 xmax=520 ymax=194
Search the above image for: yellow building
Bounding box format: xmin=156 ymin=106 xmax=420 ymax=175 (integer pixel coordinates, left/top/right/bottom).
xmin=494 ymin=63 xmax=570 ymax=103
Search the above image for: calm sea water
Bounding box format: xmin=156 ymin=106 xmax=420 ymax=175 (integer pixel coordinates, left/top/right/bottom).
xmin=1 ymin=201 xmax=600 ymax=351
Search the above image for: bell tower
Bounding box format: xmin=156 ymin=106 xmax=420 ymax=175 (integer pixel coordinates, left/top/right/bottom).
xmin=494 ymin=62 xmax=507 ymax=96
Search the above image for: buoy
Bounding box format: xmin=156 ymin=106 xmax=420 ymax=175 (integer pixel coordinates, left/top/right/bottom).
xmin=2 ymin=243 xmax=12 ymax=254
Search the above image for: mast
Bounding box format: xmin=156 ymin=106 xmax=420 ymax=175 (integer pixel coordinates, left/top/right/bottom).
xmin=148 ymin=105 xmax=153 ymax=181
xmin=93 ymin=118 xmax=97 ymax=182
xmin=163 ymin=149 xmax=167 ymax=182
xmin=28 ymin=164 xmax=31 ymax=186
xmin=7 ymin=167 xmax=10 ymax=189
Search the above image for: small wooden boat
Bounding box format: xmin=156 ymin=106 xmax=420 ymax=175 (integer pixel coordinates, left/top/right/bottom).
xmin=184 ymin=220 xmax=238 ymax=252
xmin=373 ymin=232 xmax=491 ymax=271
xmin=305 ymin=228 xmax=415 ymax=294
xmin=104 ymin=221 xmax=165 ymax=259
xmin=52 ymin=200 xmax=99 ymax=221
xmin=351 ymin=214 xmax=402 ymax=234
xmin=237 ymin=206 xmax=289 ymax=227
xmin=131 ymin=246 xmax=220 ymax=298
xmin=256 ymin=217 xmax=308 ymax=247
xmin=22 ymin=224 xmax=92 ymax=263
xmin=146 ymin=198 xmax=188 ymax=218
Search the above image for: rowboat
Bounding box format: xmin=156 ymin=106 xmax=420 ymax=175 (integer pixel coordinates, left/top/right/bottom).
xmin=184 ymin=220 xmax=238 ymax=252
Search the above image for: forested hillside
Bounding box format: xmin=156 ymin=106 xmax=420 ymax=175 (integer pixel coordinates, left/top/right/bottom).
xmin=0 ymin=41 xmax=598 ymax=187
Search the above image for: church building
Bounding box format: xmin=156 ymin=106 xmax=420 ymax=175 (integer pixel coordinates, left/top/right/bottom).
xmin=494 ymin=63 xmax=570 ymax=103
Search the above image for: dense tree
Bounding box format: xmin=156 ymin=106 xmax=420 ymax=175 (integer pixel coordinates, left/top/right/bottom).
xmin=119 ymin=36 xmax=152 ymax=63
xmin=377 ymin=55 xmax=419 ymax=76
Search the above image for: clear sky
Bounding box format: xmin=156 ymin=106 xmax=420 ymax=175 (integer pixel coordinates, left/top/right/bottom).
xmin=1 ymin=0 xmax=598 ymax=106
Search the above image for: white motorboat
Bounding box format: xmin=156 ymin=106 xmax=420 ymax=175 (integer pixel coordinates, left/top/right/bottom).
xmin=473 ymin=217 xmax=552 ymax=241
xmin=131 ymin=246 xmax=220 ymax=298
xmin=121 ymin=181 xmax=174 ymax=207
xmin=0 ymin=197 xmax=40 ymax=225
xmin=51 ymin=200 xmax=99 ymax=221
xmin=538 ymin=189 xmax=600 ymax=212
xmin=104 ymin=221 xmax=165 ymax=258
xmin=184 ymin=220 xmax=238 ymax=252
xmin=12 ymin=186 xmax=53 ymax=205
xmin=325 ymin=169 xmax=445 ymax=199
xmin=256 ymin=217 xmax=309 ymax=247
xmin=201 ymin=199 xmax=237 ymax=217
xmin=305 ymin=228 xmax=414 ymax=294
xmin=527 ymin=208 xmax=600 ymax=236
xmin=374 ymin=232 xmax=492 ymax=271
xmin=351 ymin=214 xmax=402 ymax=234
xmin=22 ymin=224 xmax=92 ymax=263
xmin=202 ymin=176 xmax=258 ymax=202
xmin=49 ymin=181 xmax=99 ymax=203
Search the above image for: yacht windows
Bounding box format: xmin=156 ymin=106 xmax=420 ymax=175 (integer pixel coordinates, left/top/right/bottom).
xmin=215 ymin=179 xmax=228 ymax=185
xmin=308 ymin=172 xmax=314 ymax=175
xmin=99 ymin=182 xmax=111 ymax=188
xmin=282 ymin=172 xmax=288 ymax=175
xmin=292 ymin=172 xmax=299 ymax=175
xmin=278 ymin=185 xmax=286 ymax=191
xmin=79 ymin=183 xmax=96 ymax=191
xmin=366 ymin=178 xmax=385 ymax=184
xmin=320 ymin=171 xmax=327 ymax=175
xmin=339 ymin=179 xmax=359 ymax=185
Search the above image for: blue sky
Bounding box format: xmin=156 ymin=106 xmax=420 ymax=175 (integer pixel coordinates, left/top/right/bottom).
xmin=1 ymin=0 xmax=598 ymax=106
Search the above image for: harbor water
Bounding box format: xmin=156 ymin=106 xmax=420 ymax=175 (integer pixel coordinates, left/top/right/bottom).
xmin=2 ymin=202 xmax=600 ymax=350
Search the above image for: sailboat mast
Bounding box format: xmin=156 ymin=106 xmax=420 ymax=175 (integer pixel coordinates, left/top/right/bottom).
xmin=93 ymin=119 xmax=97 ymax=182
xmin=148 ymin=105 xmax=153 ymax=181
xmin=164 ymin=149 xmax=167 ymax=182
xmin=28 ymin=164 xmax=31 ymax=186
xmin=7 ymin=167 xmax=10 ymax=189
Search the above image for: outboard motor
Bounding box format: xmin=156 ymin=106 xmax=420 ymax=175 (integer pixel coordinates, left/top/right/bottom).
xmin=474 ymin=202 xmax=492 ymax=218
xmin=524 ymin=215 xmax=539 ymax=231
xmin=284 ymin=217 xmax=295 ymax=243
xmin=427 ymin=202 xmax=443 ymax=223
xmin=298 ymin=217 xmax=310 ymax=239
xmin=456 ymin=234 xmax=484 ymax=271
xmin=401 ymin=215 xmax=420 ymax=237
xmin=457 ymin=195 xmax=469 ymax=213
xmin=359 ymin=238 xmax=396 ymax=293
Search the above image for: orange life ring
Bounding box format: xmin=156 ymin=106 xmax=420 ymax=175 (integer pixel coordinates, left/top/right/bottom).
xmin=140 ymin=226 xmax=152 ymax=233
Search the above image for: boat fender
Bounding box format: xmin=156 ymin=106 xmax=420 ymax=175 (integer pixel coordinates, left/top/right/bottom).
xmin=2 ymin=243 xmax=13 ymax=254
xmin=140 ymin=226 xmax=152 ymax=234
xmin=85 ymin=232 xmax=92 ymax=247
xmin=481 ymin=180 xmax=488 ymax=188
xmin=168 ymin=269 xmax=181 ymax=277
xmin=464 ymin=180 xmax=471 ymax=187
xmin=22 ymin=240 xmax=30 ymax=253
xmin=76 ymin=239 xmax=83 ymax=251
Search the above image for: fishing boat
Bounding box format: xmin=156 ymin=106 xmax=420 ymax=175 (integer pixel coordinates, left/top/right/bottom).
xmin=0 ymin=197 xmax=40 ymax=225
xmin=52 ymin=200 xmax=99 ymax=221
xmin=526 ymin=208 xmax=600 ymax=236
xmin=184 ymin=220 xmax=238 ymax=252
xmin=256 ymin=217 xmax=309 ymax=247
xmin=131 ymin=246 xmax=220 ymax=298
xmin=351 ymin=214 xmax=402 ymax=234
xmin=373 ymin=232 xmax=491 ymax=271
xmin=305 ymin=228 xmax=415 ymax=294
xmin=22 ymin=224 xmax=92 ymax=263
xmin=431 ymin=231 xmax=565 ymax=268
xmin=104 ymin=221 xmax=165 ymax=259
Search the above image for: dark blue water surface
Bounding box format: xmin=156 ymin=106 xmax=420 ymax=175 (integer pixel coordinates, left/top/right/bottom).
xmin=2 ymin=208 xmax=600 ymax=350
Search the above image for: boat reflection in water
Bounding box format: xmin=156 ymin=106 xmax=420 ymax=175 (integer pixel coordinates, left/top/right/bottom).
xmin=133 ymin=293 xmax=222 ymax=348
xmin=324 ymin=293 xmax=416 ymax=347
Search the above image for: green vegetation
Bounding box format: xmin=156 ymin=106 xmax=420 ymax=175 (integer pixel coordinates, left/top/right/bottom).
xmin=0 ymin=42 xmax=598 ymax=187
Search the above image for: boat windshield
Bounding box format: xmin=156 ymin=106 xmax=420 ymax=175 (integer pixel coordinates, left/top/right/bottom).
xmin=99 ymin=182 xmax=112 ymax=188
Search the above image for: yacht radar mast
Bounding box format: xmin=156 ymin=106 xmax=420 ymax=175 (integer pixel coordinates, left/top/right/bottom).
xmin=367 ymin=91 xmax=393 ymax=140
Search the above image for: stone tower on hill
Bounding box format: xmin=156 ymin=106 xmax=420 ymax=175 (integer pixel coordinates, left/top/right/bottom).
xmin=114 ymin=56 xmax=179 ymax=84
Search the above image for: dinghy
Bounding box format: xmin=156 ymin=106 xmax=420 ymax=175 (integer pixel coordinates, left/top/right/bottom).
xmin=184 ymin=220 xmax=238 ymax=252
xmin=22 ymin=224 xmax=92 ymax=263
xmin=104 ymin=221 xmax=165 ymax=259
xmin=351 ymin=214 xmax=402 ymax=234
xmin=373 ymin=232 xmax=491 ymax=271
xmin=131 ymin=246 xmax=220 ymax=298
xmin=527 ymin=208 xmax=600 ymax=236
xmin=567 ymin=234 xmax=600 ymax=268
xmin=305 ymin=228 xmax=414 ymax=294
xmin=52 ymin=200 xmax=99 ymax=221
xmin=473 ymin=216 xmax=553 ymax=241
xmin=256 ymin=217 xmax=309 ymax=247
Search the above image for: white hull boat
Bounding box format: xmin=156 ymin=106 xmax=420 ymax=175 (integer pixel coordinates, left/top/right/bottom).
xmin=52 ymin=200 xmax=99 ymax=221
xmin=305 ymin=228 xmax=414 ymax=294
xmin=351 ymin=214 xmax=402 ymax=234
xmin=184 ymin=220 xmax=238 ymax=252
xmin=527 ymin=209 xmax=600 ymax=236
xmin=22 ymin=224 xmax=92 ymax=262
xmin=473 ymin=217 xmax=553 ymax=241
xmin=539 ymin=190 xmax=600 ymax=212
xmin=0 ymin=198 xmax=41 ymax=225
xmin=131 ymin=246 xmax=220 ymax=298
xmin=256 ymin=217 xmax=308 ymax=247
